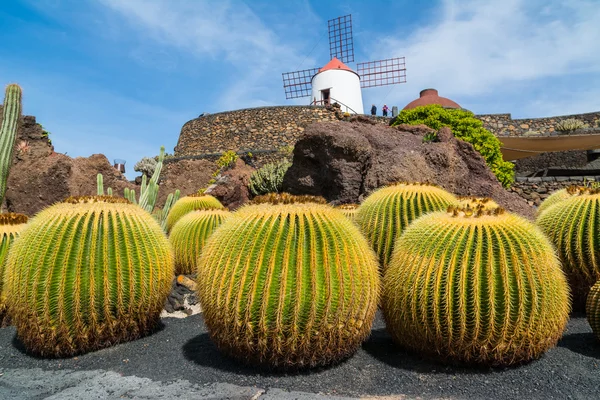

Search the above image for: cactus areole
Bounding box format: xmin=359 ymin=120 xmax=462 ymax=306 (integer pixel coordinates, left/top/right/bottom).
xmin=197 ymin=200 xmax=380 ymax=369
xmin=384 ymin=206 xmax=570 ymax=366
xmin=5 ymin=196 xmax=174 ymax=357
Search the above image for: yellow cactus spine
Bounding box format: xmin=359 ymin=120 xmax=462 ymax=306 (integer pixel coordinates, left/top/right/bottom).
xmin=0 ymin=213 xmax=28 ymax=326
xmin=453 ymin=196 xmax=499 ymax=210
xmin=537 ymin=186 xmax=579 ymax=216
xmin=384 ymin=206 xmax=570 ymax=366
xmin=169 ymin=209 xmax=231 ymax=275
xmin=197 ymin=196 xmax=380 ymax=369
xmin=587 ymin=281 xmax=600 ymax=341
xmin=355 ymin=182 xmax=457 ymax=270
xmin=536 ymin=187 xmax=600 ymax=310
xmin=166 ymin=194 xmax=224 ymax=232
xmin=336 ymin=204 xmax=359 ymax=222
xmin=5 ymin=196 xmax=174 ymax=357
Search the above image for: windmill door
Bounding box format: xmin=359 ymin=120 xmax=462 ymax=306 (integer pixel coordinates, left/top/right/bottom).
xmin=321 ymin=89 xmax=330 ymax=106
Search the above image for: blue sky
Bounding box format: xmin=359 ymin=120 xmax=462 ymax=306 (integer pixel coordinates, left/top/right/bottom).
xmin=2 ymin=0 xmax=600 ymax=179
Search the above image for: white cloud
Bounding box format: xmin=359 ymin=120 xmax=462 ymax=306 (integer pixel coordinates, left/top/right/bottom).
xmin=364 ymin=0 xmax=600 ymax=115
xmin=96 ymin=0 xmax=321 ymax=110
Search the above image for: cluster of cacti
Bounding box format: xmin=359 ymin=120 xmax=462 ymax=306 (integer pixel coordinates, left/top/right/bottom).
xmin=248 ymin=158 xmax=292 ymax=196
xmin=0 ymin=84 xmax=22 ymax=206
xmin=197 ymin=194 xmax=380 ymax=369
xmin=124 ymin=146 xmax=167 ymax=214
xmin=383 ymin=205 xmax=570 ymax=366
xmin=336 ymin=203 xmax=359 ymax=221
xmin=355 ymin=182 xmax=457 ymax=270
xmin=4 ymin=196 xmax=173 ymax=356
xmin=166 ymin=194 xmax=224 ymax=232
xmin=555 ymin=118 xmax=588 ymax=133
xmin=169 ymin=209 xmax=231 ymax=275
xmin=0 ymin=213 xmax=28 ymax=326
xmin=587 ymin=281 xmax=600 ymax=340
xmin=537 ymin=187 xmax=600 ymax=310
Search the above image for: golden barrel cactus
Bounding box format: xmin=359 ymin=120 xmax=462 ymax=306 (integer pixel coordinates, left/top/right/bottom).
xmin=537 ymin=187 xmax=600 ymax=310
xmin=383 ymin=206 xmax=570 ymax=366
xmin=166 ymin=194 xmax=224 ymax=232
xmin=5 ymin=196 xmax=174 ymax=357
xmin=336 ymin=204 xmax=359 ymax=222
xmin=0 ymin=213 xmax=28 ymax=325
xmin=537 ymin=186 xmax=577 ymax=216
xmin=587 ymin=281 xmax=600 ymax=341
xmin=197 ymin=195 xmax=380 ymax=369
xmin=169 ymin=209 xmax=231 ymax=275
xmin=355 ymin=182 xmax=457 ymax=270
xmin=454 ymin=196 xmax=499 ymax=210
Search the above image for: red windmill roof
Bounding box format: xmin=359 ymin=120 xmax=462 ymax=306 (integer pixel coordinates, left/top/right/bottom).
xmin=319 ymin=57 xmax=353 ymax=73
xmin=403 ymin=89 xmax=461 ymax=110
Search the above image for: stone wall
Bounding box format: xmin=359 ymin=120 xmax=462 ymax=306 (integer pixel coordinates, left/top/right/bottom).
xmin=174 ymin=105 xmax=391 ymax=157
xmin=477 ymin=111 xmax=600 ymax=136
xmin=513 ymin=150 xmax=588 ymax=175
xmin=510 ymin=176 xmax=600 ymax=207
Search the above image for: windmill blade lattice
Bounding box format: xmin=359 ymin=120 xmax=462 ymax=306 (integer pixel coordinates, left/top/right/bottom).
xmin=282 ymin=67 xmax=321 ymax=99
xmin=357 ymin=57 xmax=407 ymax=88
xmin=328 ymin=15 xmax=354 ymax=64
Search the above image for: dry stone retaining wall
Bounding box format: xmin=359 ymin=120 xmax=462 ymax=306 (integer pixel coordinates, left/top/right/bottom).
xmin=478 ymin=111 xmax=600 ymax=136
xmin=510 ymin=176 xmax=600 ymax=207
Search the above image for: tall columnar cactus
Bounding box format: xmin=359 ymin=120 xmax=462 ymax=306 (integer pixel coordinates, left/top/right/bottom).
xmin=166 ymin=194 xmax=224 ymax=232
xmin=536 ymin=186 xmax=576 ymax=216
xmin=537 ymin=187 xmax=600 ymax=310
xmin=169 ymin=209 xmax=231 ymax=275
xmin=197 ymin=195 xmax=380 ymax=369
xmin=0 ymin=213 xmax=28 ymax=326
xmin=4 ymin=196 xmax=174 ymax=357
xmin=383 ymin=206 xmax=570 ymax=366
xmin=0 ymin=84 xmax=22 ymax=206
xmin=587 ymin=281 xmax=600 ymax=341
xmin=355 ymin=182 xmax=457 ymax=270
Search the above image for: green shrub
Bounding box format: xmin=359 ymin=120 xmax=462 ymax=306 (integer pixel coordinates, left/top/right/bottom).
xmin=391 ymin=105 xmax=515 ymax=187
xmin=249 ymin=158 xmax=292 ymax=196
xmin=555 ymin=118 xmax=588 ymax=133
xmin=216 ymin=150 xmax=238 ymax=170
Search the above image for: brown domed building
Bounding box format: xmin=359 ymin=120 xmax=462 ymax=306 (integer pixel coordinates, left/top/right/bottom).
xmin=403 ymin=88 xmax=461 ymax=110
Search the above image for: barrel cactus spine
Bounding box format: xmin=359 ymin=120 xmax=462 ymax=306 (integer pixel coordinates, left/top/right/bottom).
xmin=453 ymin=196 xmax=499 ymax=210
xmin=537 ymin=186 xmax=578 ymax=216
xmin=0 ymin=84 xmax=22 ymax=206
xmin=166 ymin=194 xmax=224 ymax=232
xmin=0 ymin=213 xmax=28 ymax=326
xmin=355 ymin=182 xmax=457 ymax=271
xmin=5 ymin=196 xmax=174 ymax=357
xmin=197 ymin=194 xmax=380 ymax=369
xmin=587 ymin=281 xmax=600 ymax=341
xmin=169 ymin=209 xmax=231 ymax=275
xmin=384 ymin=205 xmax=570 ymax=366
xmin=336 ymin=204 xmax=359 ymax=222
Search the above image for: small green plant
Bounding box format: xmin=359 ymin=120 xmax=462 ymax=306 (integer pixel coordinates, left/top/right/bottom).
xmin=422 ymin=131 xmax=439 ymax=143
xmin=134 ymin=156 xmax=158 ymax=178
xmin=391 ymin=105 xmax=514 ymax=187
xmin=216 ymin=150 xmax=238 ymax=171
xmin=523 ymin=130 xmax=541 ymax=136
xmin=248 ymin=158 xmax=292 ymax=196
xmin=278 ymin=145 xmax=294 ymax=157
xmin=555 ymin=118 xmax=588 ymax=133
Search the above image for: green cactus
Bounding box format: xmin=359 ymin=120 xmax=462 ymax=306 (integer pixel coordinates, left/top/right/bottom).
xmin=537 ymin=187 xmax=600 ymax=310
xmin=169 ymin=209 xmax=231 ymax=275
xmin=355 ymin=182 xmax=457 ymax=271
xmin=383 ymin=205 xmax=570 ymax=366
xmin=166 ymin=194 xmax=224 ymax=232
xmin=197 ymin=194 xmax=380 ymax=369
xmin=336 ymin=204 xmax=359 ymax=222
xmin=0 ymin=84 xmax=22 ymax=207
xmin=453 ymin=196 xmax=499 ymax=210
xmin=248 ymin=158 xmax=292 ymax=196
xmin=4 ymin=196 xmax=174 ymax=357
xmin=587 ymin=281 xmax=600 ymax=341
xmin=536 ymin=186 xmax=580 ymax=216
xmin=0 ymin=213 xmax=28 ymax=326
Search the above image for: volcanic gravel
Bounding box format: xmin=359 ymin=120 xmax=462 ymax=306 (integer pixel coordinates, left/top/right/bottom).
xmin=0 ymin=312 xmax=598 ymax=399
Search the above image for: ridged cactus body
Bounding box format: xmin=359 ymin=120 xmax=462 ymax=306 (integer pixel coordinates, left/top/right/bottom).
xmin=169 ymin=209 xmax=231 ymax=275
xmin=0 ymin=84 xmax=22 ymax=205
xmin=587 ymin=281 xmax=600 ymax=341
xmin=336 ymin=204 xmax=359 ymax=222
xmin=537 ymin=187 xmax=574 ymax=216
xmin=384 ymin=206 xmax=570 ymax=366
xmin=166 ymin=194 xmax=224 ymax=232
xmin=5 ymin=196 xmax=174 ymax=357
xmin=197 ymin=197 xmax=380 ymax=369
xmin=537 ymin=188 xmax=600 ymax=309
xmin=355 ymin=182 xmax=457 ymax=269
xmin=0 ymin=213 xmax=28 ymax=325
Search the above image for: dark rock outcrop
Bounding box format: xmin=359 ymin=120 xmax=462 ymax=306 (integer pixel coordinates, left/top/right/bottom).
xmin=156 ymin=159 xmax=215 ymax=208
xmin=283 ymin=120 xmax=535 ymax=219
xmin=205 ymin=159 xmax=254 ymax=210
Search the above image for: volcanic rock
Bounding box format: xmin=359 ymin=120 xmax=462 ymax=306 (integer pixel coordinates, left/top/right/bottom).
xmin=282 ymin=120 xmax=535 ymax=219
xmin=155 ymin=158 xmax=215 ymax=208
xmin=205 ymin=158 xmax=255 ymax=210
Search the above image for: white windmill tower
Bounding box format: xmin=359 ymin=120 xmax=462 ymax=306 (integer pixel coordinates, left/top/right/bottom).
xmin=282 ymin=15 xmax=407 ymax=114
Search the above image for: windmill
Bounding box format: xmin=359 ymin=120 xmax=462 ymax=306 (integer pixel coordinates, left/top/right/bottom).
xmin=282 ymin=14 xmax=406 ymax=115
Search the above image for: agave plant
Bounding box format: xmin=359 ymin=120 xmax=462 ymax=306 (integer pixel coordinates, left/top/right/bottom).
xmin=4 ymin=196 xmax=173 ymax=357
xmin=384 ymin=205 xmax=570 ymax=366
xmin=197 ymin=194 xmax=380 ymax=369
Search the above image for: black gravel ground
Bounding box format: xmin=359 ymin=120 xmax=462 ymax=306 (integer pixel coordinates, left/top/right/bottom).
xmin=0 ymin=312 xmax=599 ymax=399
